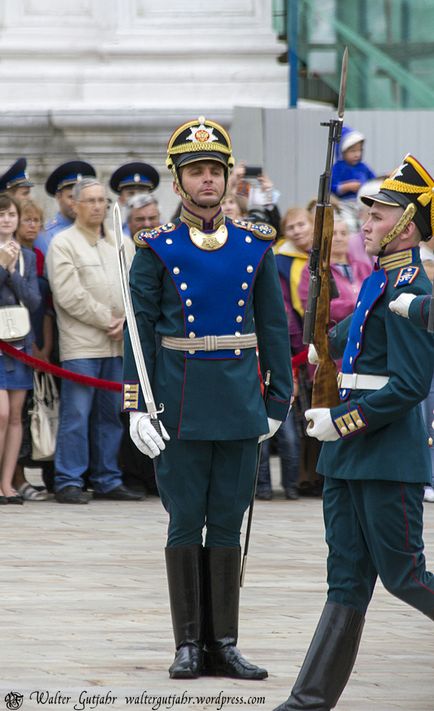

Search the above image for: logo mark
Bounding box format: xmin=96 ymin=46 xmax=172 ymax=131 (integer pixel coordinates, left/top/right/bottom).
xmin=5 ymin=692 xmax=24 ymax=710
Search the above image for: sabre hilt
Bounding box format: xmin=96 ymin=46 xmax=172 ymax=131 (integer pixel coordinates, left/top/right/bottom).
xmin=150 ymin=417 xmax=163 ymax=437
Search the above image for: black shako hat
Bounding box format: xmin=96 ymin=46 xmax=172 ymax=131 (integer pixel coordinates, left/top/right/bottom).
xmin=45 ymin=160 xmax=97 ymax=196
xmin=109 ymin=162 xmax=160 ymax=194
xmin=0 ymin=157 xmax=33 ymax=192
xmin=361 ymin=154 xmax=434 ymax=241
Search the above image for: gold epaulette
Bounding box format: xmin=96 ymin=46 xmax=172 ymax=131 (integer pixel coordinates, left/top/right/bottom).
xmin=232 ymin=219 xmax=276 ymax=241
xmin=133 ymin=222 xmax=177 ymax=248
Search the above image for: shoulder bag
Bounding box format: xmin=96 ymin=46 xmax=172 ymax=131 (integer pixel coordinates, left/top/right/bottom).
xmin=0 ymin=252 xmax=31 ymax=341
xmin=30 ymin=371 xmax=59 ymax=461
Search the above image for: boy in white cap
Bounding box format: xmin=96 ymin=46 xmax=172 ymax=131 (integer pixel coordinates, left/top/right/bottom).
xmin=331 ymin=125 xmax=376 ymax=202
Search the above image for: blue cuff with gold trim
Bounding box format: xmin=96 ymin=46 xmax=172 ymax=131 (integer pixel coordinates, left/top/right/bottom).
xmin=122 ymin=382 xmax=140 ymax=411
xmin=331 ymin=404 xmax=367 ymax=438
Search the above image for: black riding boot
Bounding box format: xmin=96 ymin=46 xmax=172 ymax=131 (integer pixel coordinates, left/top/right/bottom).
xmin=273 ymin=602 xmax=365 ymax=710
xmin=165 ymin=544 xmax=203 ymax=679
xmin=203 ymin=546 xmax=268 ymax=680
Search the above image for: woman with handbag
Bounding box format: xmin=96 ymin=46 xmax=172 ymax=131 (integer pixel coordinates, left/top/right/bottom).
xmin=0 ymin=194 xmax=40 ymax=504
xmin=14 ymin=198 xmax=55 ymax=501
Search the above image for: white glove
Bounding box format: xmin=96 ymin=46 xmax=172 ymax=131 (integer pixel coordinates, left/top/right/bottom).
xmin=129 ymin=411 xmax=170 ymax=458
xmin=258 ymin=418 xmax=282 ymax=443
xmin=388 ymin=293 xmax=416 ymax=319
xmin=305 ymin=408 xmax=339 ymax=442
xmin=308 ymin=344 xmax=319 ymax=364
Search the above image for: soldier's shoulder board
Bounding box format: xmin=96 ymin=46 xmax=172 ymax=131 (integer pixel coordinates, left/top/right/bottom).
xmin=394 ymin=266 xmax=420 ymax=288
xmin=232 ymin=219 xmax=276 ymax=241
xmin=133 ymin=222 xmax=177 ymax=248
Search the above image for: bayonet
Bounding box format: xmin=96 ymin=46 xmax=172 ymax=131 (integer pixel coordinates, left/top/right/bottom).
xmin=337 ymin=47 xmax=348 ymax=120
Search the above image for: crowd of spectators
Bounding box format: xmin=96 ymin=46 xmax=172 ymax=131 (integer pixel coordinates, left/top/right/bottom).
xmin=1 ymin=122 xmax=433 ymax=506
xmin=0 ymin=157 xmax=160 ymax=505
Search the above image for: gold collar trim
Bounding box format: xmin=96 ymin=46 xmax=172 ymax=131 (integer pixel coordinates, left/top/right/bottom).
xmin=189 ymin=224 xmax=228 ymax=251
xmin=378 ymin=249 xmax=414 ymax=272
xmin=180 ymin=205 xmax=225 ymax=232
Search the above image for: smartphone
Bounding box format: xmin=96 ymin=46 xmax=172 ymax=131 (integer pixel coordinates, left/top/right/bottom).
xmin=244 ymin=166 xmax=262 ymax=178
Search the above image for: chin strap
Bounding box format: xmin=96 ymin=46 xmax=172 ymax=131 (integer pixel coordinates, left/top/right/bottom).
xmin=378 ymin=203 xmax=417 ymax=257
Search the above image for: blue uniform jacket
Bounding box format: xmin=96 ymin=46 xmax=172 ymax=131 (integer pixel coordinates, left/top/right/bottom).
xmin=122 ymin=217 xmax=293 ymax=440
xmin=318 ymin=247 xmax=434 ymax=484
xmin=35 ymin=212 xmax=73 ymax=257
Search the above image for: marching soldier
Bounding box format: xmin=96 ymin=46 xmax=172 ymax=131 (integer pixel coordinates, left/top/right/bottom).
xmin=36 ymin=160 xmax=97 ymax=256
xmin=122 ymin=117 xmax=293 ymax=680
xmin=274 ymin=154 xmax=434 ymax=711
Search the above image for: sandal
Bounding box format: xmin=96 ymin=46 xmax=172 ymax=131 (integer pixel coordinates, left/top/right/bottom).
xmin=17 ymin=483 xmax=48 ymax=501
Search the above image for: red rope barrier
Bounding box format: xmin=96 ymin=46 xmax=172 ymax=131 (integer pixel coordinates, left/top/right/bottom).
xmin=0 ymin=341 xmax=122 ymax=391
xmin=0 ymin=341 xmax=309 ymax=392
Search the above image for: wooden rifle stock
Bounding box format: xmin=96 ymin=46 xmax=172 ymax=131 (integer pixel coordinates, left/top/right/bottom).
xmin=303 ymin=48 xmax=348 ymax=410
xmin=310 ymin=204 xmax=340 ymax=408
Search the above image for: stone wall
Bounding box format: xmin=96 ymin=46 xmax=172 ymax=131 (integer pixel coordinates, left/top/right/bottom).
xmin=0 ymin=0 xmax=287 ymax=220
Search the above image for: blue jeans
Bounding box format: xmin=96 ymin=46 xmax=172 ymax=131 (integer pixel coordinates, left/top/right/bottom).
xmin=421 ymin=375 xmax=434 ymax=487
xmin=257 ymin=410 xmax=300 ymax=493
xmin=55 ymin=357 xmax=124 ymax=493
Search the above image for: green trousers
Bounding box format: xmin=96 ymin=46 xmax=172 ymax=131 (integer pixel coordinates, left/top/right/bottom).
xmin=324 ymin=477 xmax=434 ymax=618
xmin=156 ymin=428 xmax=258 ymax=548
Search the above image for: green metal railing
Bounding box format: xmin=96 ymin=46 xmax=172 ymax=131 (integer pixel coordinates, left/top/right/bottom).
xmin=273 ymin=0 xmax=434 ymax=109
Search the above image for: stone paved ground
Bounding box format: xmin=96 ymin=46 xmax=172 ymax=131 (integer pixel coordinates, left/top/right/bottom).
xmin=1 ymin=463 xmax=434 ymax=711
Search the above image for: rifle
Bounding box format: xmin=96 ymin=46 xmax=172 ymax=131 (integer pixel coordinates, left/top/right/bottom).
xmin=302 ymin=47 xmax=349 ymax=409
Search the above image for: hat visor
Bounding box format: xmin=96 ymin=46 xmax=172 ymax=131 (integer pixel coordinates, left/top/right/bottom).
xmin=360 ymin=190 xmax=402 ymax=208
xmin=176 ymin=151 xmax=228 ymax=169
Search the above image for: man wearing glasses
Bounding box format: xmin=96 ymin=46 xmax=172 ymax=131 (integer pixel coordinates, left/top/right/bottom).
xmin=46 ymin=178 xmax=142 ymax=504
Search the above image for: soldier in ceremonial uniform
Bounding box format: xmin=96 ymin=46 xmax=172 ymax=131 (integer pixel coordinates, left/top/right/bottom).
xmin=122 ymin=117 xmax=292 ymax=680
xmin=35 ymin=160 xmax=97 ymax=256
xmin=274 ymin=154 xmax=434 ymax=711
xmin=0 ymin=158 xmax=33 ymax=200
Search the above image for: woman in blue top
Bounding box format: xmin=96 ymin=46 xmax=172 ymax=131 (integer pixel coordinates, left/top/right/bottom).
xmin=0 ymin=194 xmax=40 ymax=503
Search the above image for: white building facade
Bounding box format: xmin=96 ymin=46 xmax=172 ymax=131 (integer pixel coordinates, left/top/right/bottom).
xmin=0 ymin=0 xmax=287 ymax=218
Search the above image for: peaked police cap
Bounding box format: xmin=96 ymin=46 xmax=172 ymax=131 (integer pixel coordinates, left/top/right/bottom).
xmin=0 ymin=157 xmax=33 ymax=192
xmin=109 ymin=162 xmax=160 ymax=194
xmin=45 ymin=160 xmax=97 ymax=196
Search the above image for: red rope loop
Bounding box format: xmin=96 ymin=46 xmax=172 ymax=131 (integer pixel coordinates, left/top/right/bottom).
xmin=0 ymin=341 xmax=122 ymax=391
xmin=0 ymin=341 xmax=309 ymax=392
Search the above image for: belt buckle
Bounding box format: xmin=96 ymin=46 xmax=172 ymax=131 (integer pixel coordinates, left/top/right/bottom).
xmin=203 ymin=335 xmax=218 ymax=351
xmin=349 ymin=373 xmax=358 ymax=389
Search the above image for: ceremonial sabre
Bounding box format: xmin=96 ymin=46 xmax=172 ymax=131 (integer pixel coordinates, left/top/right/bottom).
xmin=113 ymin=203 xmax=163 ymax=434
xmin=240 ymin=369 xmax=271 ymax=588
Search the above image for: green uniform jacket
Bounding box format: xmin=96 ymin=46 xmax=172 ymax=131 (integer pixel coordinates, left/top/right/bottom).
xmin=318 ymin=248 xmax=434 ymax=484
xmin=408 ymin=293 xmax=431 ymax=329
xmin=122 ymin=218 xmax=293 ymax=440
